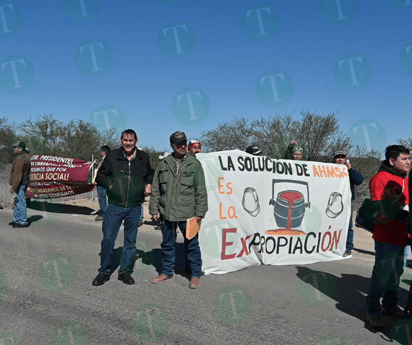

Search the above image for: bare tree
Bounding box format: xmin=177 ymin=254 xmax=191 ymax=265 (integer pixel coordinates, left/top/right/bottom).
xmin=0 ymin=118 xmax=15 ymax=164
xmin=398 ymin=137 xmax=412 ymax=150
xmin=297 ymin=111 xmax=351 ymax=161
xmin=19 ymin=114 xmax=65 ymax=155
xmin=200 ymin=117 xmax=254 ymax=152
xmin=349 ymin=145 xmax=382 ymax=209
xmin=200 ymin=112 xmax=351 ymax=160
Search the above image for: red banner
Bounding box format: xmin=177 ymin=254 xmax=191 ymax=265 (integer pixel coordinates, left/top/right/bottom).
xmin=27 ymin=154 xmax=96 ymax=199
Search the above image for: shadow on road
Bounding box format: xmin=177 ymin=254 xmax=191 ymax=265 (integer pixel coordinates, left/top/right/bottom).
xmin=27 ymin=215 xmax=43 ymax=223
xmin=354 ymin=248 xmax=375 ymax=256
xmin=105 ymin=244 xmax=190 ymax=281
xmin=295 ymin=266 xmax=412 ymax=341
xmin=149 ymin=244 xmax=192 ymax=281
xmin=28 ymin=200 xmax=95 ymax=216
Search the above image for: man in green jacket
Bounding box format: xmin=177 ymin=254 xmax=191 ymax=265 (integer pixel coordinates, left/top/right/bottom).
xmin=149 ymin=131 xmax=208 ymax=289
xmin=9 ymin=141 xmax=31 ymax=228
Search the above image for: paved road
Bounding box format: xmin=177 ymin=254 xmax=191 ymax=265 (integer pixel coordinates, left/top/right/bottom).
xmin=1 ymin=207 xmax=411 ymax=345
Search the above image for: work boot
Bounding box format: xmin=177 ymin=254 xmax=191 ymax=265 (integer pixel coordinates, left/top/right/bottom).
xmin=365 ymin=313 xmax=385 ymax=330
xmin=381 ymin=307 xmax=405 ymax=318
xmin=189 ymin=277 xmax=201 ymax=289
xmin=12 ymin=223 xmax=30 ymax=228
xmin=92 ymin=272 xmax=110 ymax=286
xmin=152 ymin=273 xmax=172 ymax=284
xmin=118 ymin=272 xmax=135 ymax=285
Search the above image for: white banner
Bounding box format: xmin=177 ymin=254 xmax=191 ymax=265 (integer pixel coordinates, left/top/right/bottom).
xmin=197 ymin=150 xmax=351 ymax=274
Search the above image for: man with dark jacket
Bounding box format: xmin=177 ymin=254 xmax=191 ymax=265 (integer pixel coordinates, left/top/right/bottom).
xmin=9 ymin=141 xmax=31 ymax=228
xmin=365 ymin=145 xmax=410 ymax=329
xmin=334 ymin=151 xmax=363 ymax=256
xmin=149 ymin=131 xmax=208 ymax=289
xmin=92 ymin=129 xmax=154 ymax=286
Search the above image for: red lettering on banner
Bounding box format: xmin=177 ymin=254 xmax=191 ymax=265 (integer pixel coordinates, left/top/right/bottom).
xmin=321 ymin=231 xmax=332 ymax=252
xmin=221 ymin=228 xmax=237 ymax=260
xmin=330 ymin=230 xmax=342 ymax=250
xmin=237 ymin=235 xmax=252 ymax=257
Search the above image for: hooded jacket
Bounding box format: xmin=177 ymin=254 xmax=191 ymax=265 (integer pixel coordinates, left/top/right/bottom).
xmin=9 ymin=151 xmax=31 ymax=190
xmin=369 ymin=161 xmax=409 ymax=245
xmin=96 ymin=147 xmax=154 ymax=208
xmin=149 ymin=153 xmax=208 ymax=221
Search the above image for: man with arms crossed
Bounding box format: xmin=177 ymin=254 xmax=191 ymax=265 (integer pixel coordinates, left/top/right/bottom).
xmin=92 ymin=129 xmax=154 ymax=286
xmin=149 ymin=131 xmax=208 ymax=289
xmin=366 ymin=145 xmax=410 ymax=329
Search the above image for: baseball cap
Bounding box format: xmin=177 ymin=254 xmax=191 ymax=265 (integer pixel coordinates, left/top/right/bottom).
xmin=246 ymin=146 xmax=262 ymax=156
xmin=188 ymin=139 xmax=201 ymax=149
xmin=334 ymin=151 xmax=347 ymax=158
xmin=170 ymin=131 xmax=187 ymax=145
xmin=12 ymin=141 xmax=26 ymax=150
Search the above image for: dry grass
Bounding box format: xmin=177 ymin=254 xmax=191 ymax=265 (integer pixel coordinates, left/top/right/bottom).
xmin=0 ymin=163 xmax=12 ymax=207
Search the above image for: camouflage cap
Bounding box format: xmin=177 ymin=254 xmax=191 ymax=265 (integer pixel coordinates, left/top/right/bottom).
xmin=170 ymin=131 xmax=187 ymax=145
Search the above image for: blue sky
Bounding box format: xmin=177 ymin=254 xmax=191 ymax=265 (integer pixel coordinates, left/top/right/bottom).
xmin=1 ymin=0 xmax=411 ymax=153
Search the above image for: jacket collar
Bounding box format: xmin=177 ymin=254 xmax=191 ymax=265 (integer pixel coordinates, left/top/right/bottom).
xmin=15 ymin=151 xmax=27 ymax=158
xmin=166 ymin=152 xmax=194 ymax=164
xmin=378 ymin=161 xmax=407 ymax=178
xmin=117 ymin=147 xmax=140 ymax=161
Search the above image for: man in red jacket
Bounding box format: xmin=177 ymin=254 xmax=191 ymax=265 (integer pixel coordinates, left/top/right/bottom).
xmin=366 ymin=145 xmax=410 ymax=329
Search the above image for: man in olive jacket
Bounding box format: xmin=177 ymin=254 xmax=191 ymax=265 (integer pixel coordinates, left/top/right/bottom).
xmin=9 ymin=141 xmax=31 ymax=228
xmin=150 ymin=131 xmax=208 ymax=289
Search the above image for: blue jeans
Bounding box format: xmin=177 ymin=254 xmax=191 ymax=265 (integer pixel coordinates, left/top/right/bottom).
xmin=366 ymin=240 xmax=405 ymax=315
xmin=346 ymin=215 xmax=354 ymax=251
xmin=13 ymin=184 xmax=28 ymax=225
xmin=160 ymin=220 xmax=202 ymax=278
xmin=404 ymin=246 xmax=410 ymax=270
xmin=99 ymin=204 xmax=141 ymax=275
xmin=97 ymin=185 xmax=107 ymax=218
xmin=139 ymin=203 xmax=144 ymax=222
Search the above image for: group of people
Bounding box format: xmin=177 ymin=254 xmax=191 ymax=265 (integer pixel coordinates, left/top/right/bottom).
xmin=7 ymin=135 xmax=412 ymax=323
xmin=91 ymin=130 xmax=208 ymax=289
xmin=243 ymin=141 xmax=412 ymax=328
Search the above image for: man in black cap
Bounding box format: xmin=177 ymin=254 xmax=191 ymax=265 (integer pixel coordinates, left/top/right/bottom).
xmin=149 ymin=131 xmax=208 ymax=289
xmin=334 ymin=151 xmax=363 ymax=257
xmin=9 ymin=141 xmax=31 ymax=228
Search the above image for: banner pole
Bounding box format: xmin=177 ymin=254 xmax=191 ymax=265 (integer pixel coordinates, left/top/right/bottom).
xmin=91 ymin=154 xmax=95 ymax=201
